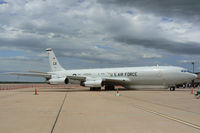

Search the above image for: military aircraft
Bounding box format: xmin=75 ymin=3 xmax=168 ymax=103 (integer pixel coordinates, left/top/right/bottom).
xmin=9 ymin=48 xmax=197 ymax=91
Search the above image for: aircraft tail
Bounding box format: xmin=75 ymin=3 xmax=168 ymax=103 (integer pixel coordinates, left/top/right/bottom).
xmin=46 ymin=48 xmax=65 ymax=72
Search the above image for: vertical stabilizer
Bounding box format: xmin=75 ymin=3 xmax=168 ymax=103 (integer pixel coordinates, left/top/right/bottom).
xmin=46 ymin=48 xmax=65 ymax=72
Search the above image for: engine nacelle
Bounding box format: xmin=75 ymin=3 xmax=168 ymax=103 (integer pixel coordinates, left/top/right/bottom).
xmin=82 ymin=80 xmax=103 ymax=87
xmin=48 ymin=77 xmax=69 ymax=84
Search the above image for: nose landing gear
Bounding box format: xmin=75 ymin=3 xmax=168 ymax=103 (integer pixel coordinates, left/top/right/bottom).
xmin=170 ymin=86 xmax=175 ymax=91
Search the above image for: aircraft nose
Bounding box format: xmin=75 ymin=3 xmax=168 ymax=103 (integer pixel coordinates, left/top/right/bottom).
xmin=190 ymin=73 xmax=197 ymax=80
xmin=193 ymin=74 xmax=198 ymax=79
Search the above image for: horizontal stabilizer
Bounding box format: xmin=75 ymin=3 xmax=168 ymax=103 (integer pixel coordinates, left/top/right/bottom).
xmin=28 ymin=70 xmax=48 ymax=74
xmin=8 ymin=72 xmax=51 ymax=79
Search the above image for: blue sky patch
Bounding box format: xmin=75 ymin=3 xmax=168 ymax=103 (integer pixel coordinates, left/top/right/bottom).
xmin=0 ymin=0 xmax=7 ymax=4
xmin=95 ymin=44 xmax=115 ymax=50
xmin=162 ymin=17 xmax=173 ymax=22
xmin=0 ymin=50 xmax=27 ymax=57
xmin=126 ymin=10 xmax=134 ymax=15
xmin=77 ymin=0 xmax=84 ymax=3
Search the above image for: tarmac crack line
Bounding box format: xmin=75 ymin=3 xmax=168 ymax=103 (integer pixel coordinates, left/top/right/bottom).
xmin=50 ymin=92 xmax=67 ymax=133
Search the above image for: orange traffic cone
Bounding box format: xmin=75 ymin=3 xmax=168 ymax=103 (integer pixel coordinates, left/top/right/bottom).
xmin=116 ymin=88 xmax=120 ymax=96
xmin=35 ymin=88 xmax=38 ymax=95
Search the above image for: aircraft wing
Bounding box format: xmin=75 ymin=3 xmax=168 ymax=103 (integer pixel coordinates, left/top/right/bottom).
xmin=102 ymin=77 xmax=130 ymax=85
xmin=67 ymin=75 xmax=130 ymax=85
xmin=67 ymin=76 xmax=86 ymax=81
xmin=8 ymin=72 xmax=51 ymax=79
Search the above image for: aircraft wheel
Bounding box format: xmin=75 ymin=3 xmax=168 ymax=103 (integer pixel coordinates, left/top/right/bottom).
xmin=170 ymin=87 xmax=175 ymax=91
xmin=105 ymin=86 xmax=109 ymax=91
xmin=90 ymin=87 xmax=101 ymax=91
xmin=95 ymin=87 xmax=101 ymax=91
xmin=90 ymin=87 xmax=94 ymax=91
xmin=110 ymin=85 xmax=115 ymax=90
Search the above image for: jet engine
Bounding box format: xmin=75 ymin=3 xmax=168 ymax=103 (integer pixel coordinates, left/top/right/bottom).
xmin=81 ymin=80 xmax=103 ymax=87
xmin=48 ymin=77 xmax=69 ymax=84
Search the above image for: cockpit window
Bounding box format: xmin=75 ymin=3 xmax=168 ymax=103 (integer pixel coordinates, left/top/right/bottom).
xmin=181 ymin=70 xmax=193 ymax=73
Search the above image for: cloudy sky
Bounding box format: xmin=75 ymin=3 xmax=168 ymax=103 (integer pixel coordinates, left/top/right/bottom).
xmin=0 ymin=0 xmax=200 ymax=81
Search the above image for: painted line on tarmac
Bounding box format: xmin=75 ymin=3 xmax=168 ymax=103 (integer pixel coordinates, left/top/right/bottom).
xmin=133 ymin=104 xmax=200 ymax=130
xmin=117 ymin=94 xmax=200 ymax=130
xmin=106 ymin=93 xmax=200 ymax=131
xmin=126 ymin=96 xmax=200 ymax=115
xmin=50 ymin=92 xmax=67 ymax=133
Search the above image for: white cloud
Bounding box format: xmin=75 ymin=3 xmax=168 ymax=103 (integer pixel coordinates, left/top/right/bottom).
xmin=0 ymin=0 xmax=200 ymax=81
xmin=179 ymin=60 xmax=198 ymax=64
xmin=142 ymin=54 xmax=163 ymax=59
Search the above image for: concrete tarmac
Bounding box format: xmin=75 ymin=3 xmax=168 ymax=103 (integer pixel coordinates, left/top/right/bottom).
xmin=0 ymin=86 xmax=200 ymax=133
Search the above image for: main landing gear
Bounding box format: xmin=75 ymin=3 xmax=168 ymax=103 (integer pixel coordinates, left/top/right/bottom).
xmin=90 ymin=87 xmax=101 ymax=91
xmin=105 ymin=85 xmax=115 ymax=91
xmin=89 ymin=85 xmax=115 ymax=91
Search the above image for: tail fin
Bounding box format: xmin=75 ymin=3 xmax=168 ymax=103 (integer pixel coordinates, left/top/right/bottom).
xmin=46 ymin=48 xmax=65 ymax=72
